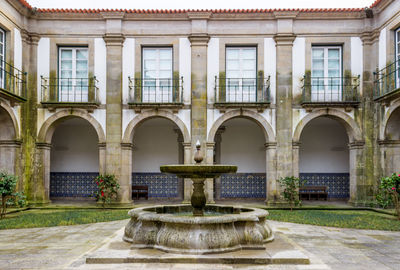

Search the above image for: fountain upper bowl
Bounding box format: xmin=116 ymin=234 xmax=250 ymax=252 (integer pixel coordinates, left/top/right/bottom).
xmin=160 ymin=165 xmax=237 ymax=178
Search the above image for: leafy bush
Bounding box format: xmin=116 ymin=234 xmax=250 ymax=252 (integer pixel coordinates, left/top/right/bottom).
xmin=0 ymin=172 xmax=25 ymax=219
xmin=378 ymin=173 xmax=400 ymax=220
xmin=93 ymin=174 xmax=120 ymax=207
xmin=277 ymin=176 xmax=302 ymax=210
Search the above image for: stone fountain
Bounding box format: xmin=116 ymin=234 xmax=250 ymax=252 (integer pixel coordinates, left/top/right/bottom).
xmin=123 ymin=141 xmax=274 ymax=255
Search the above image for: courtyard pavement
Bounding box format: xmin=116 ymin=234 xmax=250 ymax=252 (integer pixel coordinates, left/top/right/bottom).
xmin=0 ymin=218 xmax=399 ymax=270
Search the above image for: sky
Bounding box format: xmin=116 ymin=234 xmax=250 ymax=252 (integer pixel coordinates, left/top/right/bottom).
xmin=28 ymin=0 xmax=374 ymax=10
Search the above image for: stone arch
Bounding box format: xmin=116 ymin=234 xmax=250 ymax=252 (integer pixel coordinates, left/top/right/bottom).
xmin=207 ymin=109 xmax=276 ymax=143
xmin=381 ymin=99 xmax=400 ymax=140
xmin=38 ymin=109 xmax=106 ymax=144
xmin=123 ymin=110 xmax=190 ymax=144
xmin=293 ymin=108 xmax=362 ymax=143
xmin=0 ymin=100 xmax=19 ymax=139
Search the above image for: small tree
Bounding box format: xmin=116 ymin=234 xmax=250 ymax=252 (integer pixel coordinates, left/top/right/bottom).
xmin=378 ymin=173 xmax=400 ymax=220
xmin=0 ymin=171 xmax=25 ymax=219
xmin=278 ymin=176 xmax=301 ymax=211
xmin=93 ymin=174 xmax=120 ymax=207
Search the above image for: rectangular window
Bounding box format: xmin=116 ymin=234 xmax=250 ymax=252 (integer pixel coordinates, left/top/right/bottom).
xmin=226 ymin=47 xmax=257 ymax=102
xmin=58 ymin=47 xmax=88 ymax=102
xmin=311 ymin=46 xmax=342 ymax=101
xmin=142 ymin=47 xmax=173 ymax=103
xmin=0 ymin=28 xmax=5 ymax=89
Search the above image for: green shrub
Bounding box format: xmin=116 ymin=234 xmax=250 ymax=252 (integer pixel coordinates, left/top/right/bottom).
xmin=0 ymin=172 xmax=25 ymax=219
xmin=378 ymin=173 xmax=400 ymax=220
xmin=277 ymin=176 xmax=302 ymax=210
xmin=93 ymin=174 xmax=120 ymax=207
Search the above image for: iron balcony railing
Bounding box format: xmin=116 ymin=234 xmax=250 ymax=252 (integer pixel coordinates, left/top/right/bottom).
xmin=128 ymin=77 xmax=183 ymax=104
xmin=302 ymin=75 xmax=360 ymax=103
xmin=41 ymin=76 xmax=99 ymax=103
xmin=373 ymin=59 xmax=400 ymax=99
xmin=0 ymin=60 xmax=27 ymax=101
xmin=214 ymin=76 xmax=271 ymax=103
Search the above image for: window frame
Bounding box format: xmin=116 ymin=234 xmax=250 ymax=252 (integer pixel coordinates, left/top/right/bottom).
xmin=57 ymin=46 xmax=89 ymax=102
xmin=141 ymin=46 xmax=174 ymax=103
xmin=0 ymin=28 xmax=5 ymax=89
xmin=224 ymin=46 xmax=258 ymax=102
xmin=395 ymin=28 xmax=400 ymax=88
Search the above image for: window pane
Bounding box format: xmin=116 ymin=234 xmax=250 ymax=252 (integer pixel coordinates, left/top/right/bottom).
xmin=226 ymin=48 xmax=239 ymax=60
xmin=160 ymin=60 xmax=172 ymax=70
xmin=76 ymin=70 xmax=87 ymax=78
xmin=61 ymin=70 xmax=72 ymax=78
xmin=0 ymin=44 xmax=3 ymax=56
xmin=76 ymin=49 xmax=88 ymax=60
xmin=328 ymin=69 xmax=340 ymax=77
xmin=328 ymin=59 xmax=339 ymax=69
xmin=159 ymin=49 xmax=172 ymax=60
xmin=61 ymin=50 xmax=72 ymax=59
xmin=0 ymin=31 xmax=3 ymax=43
xmin=397 ymin=31 xmax=400 ymax=44
xmin=312 ymin=70 xmax=324 ymax=77
xmin=226 ymin=60 xmax=240 ymax=71
xmin=312 ymin=59 xmax=324 ymax=70
xmin=144 ymin=60 xmax=156 ymax=70
xmin=243 ymin=59 xmax=256 ymax=70
xmin=242 ymin=48 xmax=256 ymax=59
xmin=226 ymin=71 xmax=239 ymax=78
xmin=312 ymin=49 xmax=324 ymax=58
xmin=143 ymin=49 xmax=156 ymax=59
xmin=159 ymin=70 xmax=171 ymax=78
xmin=328 ymin=49 xmax=340 ymax=59
xmin=144 ymin=70 xmax=156 ymax=79
xmin=243 ymin=70 xmax=256 ymax=78
xmin=76 ymin=60 xmax=88 ymax=71
xmin=60 ymin=60 xmax=72 ymax=70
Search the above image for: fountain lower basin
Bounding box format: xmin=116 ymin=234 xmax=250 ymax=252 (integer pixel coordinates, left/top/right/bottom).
xmin=123 ymin=204 xmax=274 ymax=255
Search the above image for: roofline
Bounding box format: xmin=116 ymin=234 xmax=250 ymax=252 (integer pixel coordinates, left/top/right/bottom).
xmin=14 ymin=0 xmax=382 ymax=14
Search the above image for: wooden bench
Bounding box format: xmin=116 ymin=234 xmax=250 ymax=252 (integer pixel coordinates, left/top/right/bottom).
xmin=132 ymin=185 xmax=148 ymax=200
xmin=299 ymin=186 xmax=328 ymax=201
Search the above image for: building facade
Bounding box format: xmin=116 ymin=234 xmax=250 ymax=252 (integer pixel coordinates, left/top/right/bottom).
xmin=0 ymin=0 xmax=399 ymax=205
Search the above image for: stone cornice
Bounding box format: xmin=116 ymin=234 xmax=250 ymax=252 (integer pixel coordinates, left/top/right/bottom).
xmin=273 ymin=11 xmax=299 ymax=19
xmin=273 ymin=34 xmax=296 ymax=46
xmin=265 ymin=142 xmax=277 ymax=149
xmin=103 ymin=33 xmax=125 ymax=46
xmin=360 ymin=29 xmax=380 ymax=45
xmin=348 ymin=141 xmax=365 ymax=149
xmin=378 ymin=140 xmax=400 ymax=146
xmin=0 ymin=140 xmax=22 ymax=146
xmin=100 ymin=11 xmax=125 ymax=20
xmin=36 ymin=142 xmax=52 ymax=149
xmin=187 ymin=12 xmax=212 ymax=20
xmin=188 ymin=34 xmax=210 ymax=46
xmin=120 ymin=142 xmax=133 ymax=150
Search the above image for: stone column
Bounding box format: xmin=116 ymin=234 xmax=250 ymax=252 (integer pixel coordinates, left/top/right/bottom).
xmin=379 ymin=140 xmax=400 ymax=176
xmin=182 ymin=142 xmax=192 ymax=203
xmin=102 ymin=12 xmax=130 ymax=204
xmin=120 ymin=143 xmax=133 ymax=202
xmin=35 ymin=143 xmax=51 ymax=203
xmin=348 ymin=141 xmax=365 ymax=204
xmin=213 ymin=128 xmax=224 ymax=200
xmin=265 ymin=142 xmax=277 ymax=204
xmin=205 ymin=142 xmax=215 ymax=203
xmin=0 ymin=140 xmax=21 ymax=174
xmin=21 ymin=32 xmax=42 ymax=203
xmin=273 ymin=29 xmax=296 ymax=202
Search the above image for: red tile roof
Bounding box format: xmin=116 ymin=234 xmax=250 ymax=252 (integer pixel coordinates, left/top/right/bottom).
xmin=16 ymin=0 xmax=382 ymax=14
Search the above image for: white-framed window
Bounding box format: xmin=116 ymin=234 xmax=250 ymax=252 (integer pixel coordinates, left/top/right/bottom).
xmin=396 ymin=28 xmax=400 ymax=87
xmin=311 ymin=46 xmax=342 ymax=101
xmin=142 ymin=47 xmax=173 ymax=103
xmin=0 ymin=28 xmax=5 ymax=89
xmin=225 ymin=47 xmax=257 ymax=102
xmin=58 ymin=47 xmax=88 ymax=102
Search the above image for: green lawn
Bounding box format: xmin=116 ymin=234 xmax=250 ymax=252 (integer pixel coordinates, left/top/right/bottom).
xmin=0 ymin=209 xmax=129 ymax=230
xmin=267 ymin=210 xmax=400 ymax=231
xmin=1 ymin=208 xmax=399 ymax=231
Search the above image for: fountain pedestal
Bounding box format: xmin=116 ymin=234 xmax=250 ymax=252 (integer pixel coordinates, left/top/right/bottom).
xmin=191 ymin=178 xmax=206 ymax=216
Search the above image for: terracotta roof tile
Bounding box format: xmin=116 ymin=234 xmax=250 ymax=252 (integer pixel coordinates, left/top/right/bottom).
xmin=17 ymin=0 xmax=380 ymax=14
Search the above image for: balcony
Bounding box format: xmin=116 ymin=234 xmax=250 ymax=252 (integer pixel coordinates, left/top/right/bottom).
xmin=0 ymin=60 xmax=27 ymax=104
xmin=214 ymin=76 xmax=271 ymax=112
xmin=374 ymin=60 xmax=400 ymax=103
xmin=128 ymin=77 xmax=184 ymax=113
xmin=40 ymin=76 xmax=99 ymax=112
xmin=301 ymin=75 xmax=360 ymax=111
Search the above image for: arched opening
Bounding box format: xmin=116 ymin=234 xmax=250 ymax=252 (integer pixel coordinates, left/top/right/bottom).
xmin=383 ymin=107 xmax=400 ymax=174
xmin=299 ymin=116 xmax=350 ymax=200
xmin=0 ymin=106 xmax=17 ymax=173
xmin=214 ymin=118 xmax=266 ymax=200
xmin=50 ymin=117 xmax=99 ymax=200
xmin=132 ymin=117 xmax=184 ymax=200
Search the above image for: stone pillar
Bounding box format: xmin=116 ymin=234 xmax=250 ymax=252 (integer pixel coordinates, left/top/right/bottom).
xmin=0 ymin=140 xmax=21 ymax=174
xmin=379 ymin=140 xmax=400 ymax=176
xmin=102 ymin=12 xmax=130 ymax=204
xmin=213 ymin=128 xmax=224 ymax=200
xmin=274 ymin=31 xmax=296 ymax=192
xmin=265 ymin=142 xmax=277 ymax=204
xmin=98 ymin=143 xmax=106 ymax=175
xmin=21 ymin=32 xmax=42 ymax=203
xmin=349 ymin=141 xmax=365 ymax=204
xmin=35 ymin=143 xmax=51 ymax=203
xmin=205 ymin=142 xmax=215 ymax=203
xmin=360 ymin=30 xmax=380 ymax=202
xmin=292 ymin=142 xmax=300 ymax=178
xmin=182 ymin=142 xmax=192 ymax=203
xmin=120 ymin=143 xmax=133 ymax=203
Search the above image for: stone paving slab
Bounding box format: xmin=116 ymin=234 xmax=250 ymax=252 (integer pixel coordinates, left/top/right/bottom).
xmin=84 ymin=228 xmax=310 ymax=265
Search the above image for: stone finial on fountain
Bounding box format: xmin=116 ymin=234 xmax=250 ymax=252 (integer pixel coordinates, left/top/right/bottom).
xmin=194 ymin=140 xmax=203 ymax=164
